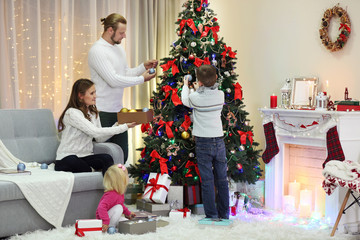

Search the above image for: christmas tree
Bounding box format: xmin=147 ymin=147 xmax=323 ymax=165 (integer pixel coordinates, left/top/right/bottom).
xmin=128 ymin=0 xmax=262 ymax=186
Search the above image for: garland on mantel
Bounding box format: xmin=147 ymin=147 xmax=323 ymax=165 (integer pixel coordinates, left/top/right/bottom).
xmin=272 ymin=113 xmax=333 ymax=134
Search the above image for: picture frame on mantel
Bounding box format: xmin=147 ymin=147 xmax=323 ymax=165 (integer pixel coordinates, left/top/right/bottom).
xmin=290 ymin=77 xmax=318 ymax=108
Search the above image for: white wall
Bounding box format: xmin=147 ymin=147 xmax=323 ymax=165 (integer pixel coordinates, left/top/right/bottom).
xmin=210 ymin=0 xmax=360 ymax=171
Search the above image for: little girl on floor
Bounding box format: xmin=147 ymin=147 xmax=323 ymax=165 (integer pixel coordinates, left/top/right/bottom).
xmin=96 ymin=164 xmax=135 ymax=232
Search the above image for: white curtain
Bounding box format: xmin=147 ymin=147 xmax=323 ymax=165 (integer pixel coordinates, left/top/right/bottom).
xmin=0 ymin=0 xmax=184 ymax=164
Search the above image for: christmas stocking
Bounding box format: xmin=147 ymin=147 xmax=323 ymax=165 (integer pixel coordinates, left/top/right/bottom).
xmin=322 ymin=126 xmax=345 ymax=168
xmin=262 ymin=122 xmax=279 ymax=164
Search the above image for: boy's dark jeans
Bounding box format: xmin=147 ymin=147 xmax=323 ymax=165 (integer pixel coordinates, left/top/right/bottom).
xmin=195 ymin=136 xmax=229 ymax=219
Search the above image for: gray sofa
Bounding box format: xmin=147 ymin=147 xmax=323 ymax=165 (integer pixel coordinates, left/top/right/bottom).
xmin=0 ymin=109 xmax=124 ymax=238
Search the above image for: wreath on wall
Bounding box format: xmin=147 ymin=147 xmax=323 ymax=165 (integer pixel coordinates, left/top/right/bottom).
xmin=319 ymin=5 xmax=351 ymax=52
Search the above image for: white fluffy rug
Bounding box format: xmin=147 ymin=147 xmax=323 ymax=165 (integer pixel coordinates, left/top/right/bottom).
xmin=7 ymin=208 xmax=359 ymax=240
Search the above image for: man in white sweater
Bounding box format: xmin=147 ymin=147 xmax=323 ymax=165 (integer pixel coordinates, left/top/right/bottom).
xmin=88 ymin=13 xmax=158 ymax=163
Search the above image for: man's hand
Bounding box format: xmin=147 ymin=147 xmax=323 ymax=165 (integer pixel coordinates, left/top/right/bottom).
xmin=142 ymin=69 xmax=156 ymax=82
xmin=144 ymin=59 xmax=158 ymax=69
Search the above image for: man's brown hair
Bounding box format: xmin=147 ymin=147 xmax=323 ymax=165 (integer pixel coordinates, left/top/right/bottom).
xmin=196 ymin=64 xmax=217 ymax=87
xmin=101 ymin=13 xmax=127 ymax=32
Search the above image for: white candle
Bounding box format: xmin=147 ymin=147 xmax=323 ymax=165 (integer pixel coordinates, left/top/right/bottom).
xmin=314 ymin=185 xmax=326 ymax=216
xmin=300 ymin=189 xmax=312 ymax=209
xmin=299 ymin=204 xmax=311 ymax=218
xmin=326 ymin=80 xmax=329 ymax=92
xmin=288 ymin=180 xmax=300 ymax=208
xmin=282 ymin=195 xmax=295 ymax=213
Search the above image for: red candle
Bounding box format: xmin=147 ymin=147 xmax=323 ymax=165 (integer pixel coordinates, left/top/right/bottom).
xmin=270 ymin=94 xmax=277 ymax=108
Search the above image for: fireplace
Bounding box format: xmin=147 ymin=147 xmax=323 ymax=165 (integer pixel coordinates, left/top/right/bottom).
xmin=260 ymin=108 xmax=360 ymax=227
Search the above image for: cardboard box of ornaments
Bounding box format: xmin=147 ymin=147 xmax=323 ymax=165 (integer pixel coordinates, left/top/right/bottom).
xmin=117 ymin=108 xmax=154 ymax=124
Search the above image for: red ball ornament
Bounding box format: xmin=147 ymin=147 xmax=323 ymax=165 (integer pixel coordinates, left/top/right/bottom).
xmin=188 ymin=54 xmax=195 ymax=61
xmin=236 ymin=163 xmax=243 ymax=170
xmin=150 ymin=99 xmax=154 ymax=103
xmin=171 ymin=166 xmax=177 ymax=172
xmin=183 ymin=48 xmax=188 ymax=51
xmin=229 ymin=133 xmax=233 ymax=137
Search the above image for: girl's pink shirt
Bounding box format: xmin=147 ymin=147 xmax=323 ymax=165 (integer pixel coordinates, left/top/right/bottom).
xmin=96 ymin=190 xmax=131 ymax=225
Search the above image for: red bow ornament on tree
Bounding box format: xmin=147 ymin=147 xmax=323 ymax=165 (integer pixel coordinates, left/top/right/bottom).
xmin=237 ymin=130 xmax=254 ymax=146
xmin=194 ymin=57 xmax=210 ymax=67
xmin=221 ymin=45 xmax=237 ymax=59
xmin=150 ymin=150 xmax=168 ymax=174
xmin=232 ymin=82 xmax=242 ymax=101
xmin=181 ymin=115 xmax=192 ymax=131
xmin=201 ymin=26 xmax=220 ymax=43
xmin=160 ymin=59 xmax=179 ymax=76
xmin=185 ymin=160 xmax=202 ymax=182
xmin=196 ymin=0 xmax=208 ymax=11
xmin=156 ymin=119 xmax=174 ymax=138
xmin=179 ymin=19 xmax=198 ymax=35
xmin=162 ymin=85 xmax=182 ymax=106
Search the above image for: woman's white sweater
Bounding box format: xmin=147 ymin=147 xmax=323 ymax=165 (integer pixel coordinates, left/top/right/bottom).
xmin=56 ymin=108 xmax=128 ymax=160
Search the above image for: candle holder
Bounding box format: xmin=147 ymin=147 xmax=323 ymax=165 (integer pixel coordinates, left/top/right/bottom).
xmin=308 ymin=96 xmax=312 ymax=107
xmin=280 ymin=78 xmax=291 ymax=109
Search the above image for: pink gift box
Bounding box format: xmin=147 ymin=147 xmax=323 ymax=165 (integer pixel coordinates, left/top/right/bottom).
xmin=143 ymin=173 xmax=171 ymax=203
xmin=75 ymin=219 xmax=102 ymax=237
xmin=169 ymin=208 xmax=191 ymax=219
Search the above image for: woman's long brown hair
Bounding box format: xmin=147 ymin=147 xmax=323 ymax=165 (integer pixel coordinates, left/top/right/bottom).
xmin=58 ymin=78 xmax=98 ymax=132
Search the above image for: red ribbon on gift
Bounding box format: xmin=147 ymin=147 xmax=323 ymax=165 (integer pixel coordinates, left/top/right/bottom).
xmin=194 ymin=57 xmax=211 ymax=67
xmin=237 ymin=130 xmax=253 ymax=146
xmin=201 ymin=26 xmax=220 ymax=43
xmin=185 ymin=160 xmax=201 ymax=182
xmin=160 ymin=59 xmax=179 ymax=76
xmin=179 ymin=19 xmax=198 ymax=34
xmin=233 ymin=82 xmax=242 ymax=100
xmin=144 ymin=173 xmax=169 ymax=203
xmin=177 ymin=207 xmax=190 ymax=218
xmin=141 ymin=123 xmax=151 ymax=133
xmin=75 ymin=222 xmax=102 ymax=237
xmin=339 ymin=23 xmax=351 ymax=33
xmin=157 ymin=119 xmax=174 ymax=138
xmin=196 ymin=0 xmax=208 ymax=11
xmin=181 ymin=115 xmax=192 ymax=131
xmin=221 ymin=45 xmax=237 ymax=59
xmin=150 ymin=150 xmax=168 ymax=174
xmin=162 ymin=85 xmax=182 ymax=106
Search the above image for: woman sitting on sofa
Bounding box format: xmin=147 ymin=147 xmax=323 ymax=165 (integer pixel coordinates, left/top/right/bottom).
xmin=55 ymin=78 xmax=137 ymax=175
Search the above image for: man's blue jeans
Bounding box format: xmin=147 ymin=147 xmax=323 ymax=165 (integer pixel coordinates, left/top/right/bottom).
xmin=195 ymin=136 xmax=229 ymax=219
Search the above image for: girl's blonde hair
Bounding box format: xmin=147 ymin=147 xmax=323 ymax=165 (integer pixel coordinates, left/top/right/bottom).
xmin=103 ymin=164 xmax=129 ymax=195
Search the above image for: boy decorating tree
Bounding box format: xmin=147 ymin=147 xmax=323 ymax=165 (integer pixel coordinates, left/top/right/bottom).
xmin=181 ymin=65 xmax=229 ymax=219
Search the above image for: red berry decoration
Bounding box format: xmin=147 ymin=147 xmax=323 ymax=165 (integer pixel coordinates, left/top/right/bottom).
xmin=171 ymin=166 xmax=177 ymax=172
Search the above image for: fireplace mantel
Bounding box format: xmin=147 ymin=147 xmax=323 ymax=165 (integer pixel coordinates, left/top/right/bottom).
xmin=259 ymin=108 xmax=360 ymax=227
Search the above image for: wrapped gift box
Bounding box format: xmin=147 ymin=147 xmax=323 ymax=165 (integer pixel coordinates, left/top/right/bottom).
xmin=169 ymin=208 xmax=191 ymax=219
xmin=118 ymin=219 xmax=156 ymax=235
xmin=167 ymin=185 xmax=184 ymax=209
xmin=184 ymin=184 xmax=201 ymax=205
xmin=143 ymin=173 xmax=171 ymax=204
xmin=189 ymin=204 xmax=205 ymax=215
xmin=117 ymin=109 xmax=154 ymax=124
xmin=133 ymin=211 xmax=157 ymax=219
xmin=337 ymin=105 xmax=360 ymax=111
xmin=75 ymin=219 xmax=102 ymax=237
xmin=198 ymin=218 xmax=233 ymax=226
xmin=136 ymin=199 xmax=170 ymax=216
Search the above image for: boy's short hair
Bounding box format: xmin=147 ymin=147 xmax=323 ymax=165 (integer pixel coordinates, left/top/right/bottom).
xmin=196 ymin=65 xmax=217 ymax=87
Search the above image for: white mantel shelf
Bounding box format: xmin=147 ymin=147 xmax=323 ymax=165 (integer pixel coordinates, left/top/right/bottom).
xmin=259 ymin=108 xmax=360 ymax=229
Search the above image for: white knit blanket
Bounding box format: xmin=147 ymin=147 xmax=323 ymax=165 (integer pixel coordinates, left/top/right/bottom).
xmin=322 ymin=160 xmax=360 ymax=181
xmin=0 ymin=140 xmax=74 ymax=228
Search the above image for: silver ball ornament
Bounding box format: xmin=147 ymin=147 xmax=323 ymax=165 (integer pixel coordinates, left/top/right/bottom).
xmin=190 ymin=42 xmax=197 ymax=47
